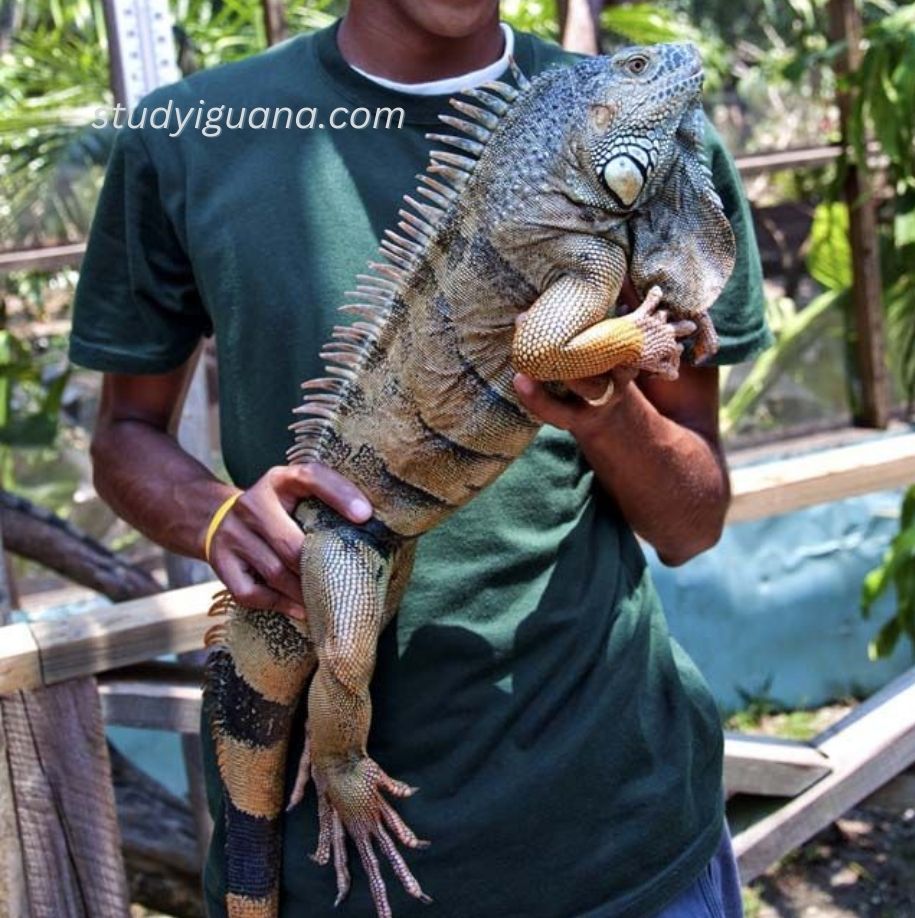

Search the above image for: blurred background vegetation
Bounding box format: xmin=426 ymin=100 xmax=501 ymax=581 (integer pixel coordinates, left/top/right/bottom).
xmin=0 ymin=0 xmax=913 ymax=646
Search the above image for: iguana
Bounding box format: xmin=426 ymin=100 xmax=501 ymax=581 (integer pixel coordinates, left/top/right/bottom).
xmin=204 ymin=41 xmax=736 ymax=918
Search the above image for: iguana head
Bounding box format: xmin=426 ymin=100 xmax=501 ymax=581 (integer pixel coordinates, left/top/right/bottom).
xmin=566 ymin=42 xmax=706 ymax=213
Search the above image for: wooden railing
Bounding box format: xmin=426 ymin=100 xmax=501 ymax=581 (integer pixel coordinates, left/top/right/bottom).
xmin=1 ymin=428 xmax=913 ymax=900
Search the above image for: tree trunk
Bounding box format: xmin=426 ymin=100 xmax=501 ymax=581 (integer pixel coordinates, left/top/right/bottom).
xmin=0 ymin=490 xmax=161 ymax=602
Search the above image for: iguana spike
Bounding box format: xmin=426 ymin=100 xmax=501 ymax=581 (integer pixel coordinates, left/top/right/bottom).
xmin=383 ymin=229 xmax=423 ymax=255
xmin=430 ymin=150 xmax=476 ymax=172
xmin=403 ymin=194 xmax=444 ymax=224
xmin=427 ymin=162 xmax=470 ymax=189
xmin=368 ymin=261 xmax=406 ymax=283
xmin=353 ymin=285 xmax=396 ymax=304
xmin=301 ymin=377 xmax=347 ymax=392
xmin=298 ymin=404 xmax=338 ymax=420
xmin=509 ymin=55 xmax=531 ymax=90
xmin=437 ymin=114 xmax=491 ymax=144
xmin=479 ymin=79 xmax=518 ymax=102
xmin=327 ymin=366 xmax=359 ymax=381
xmin=416 ymin=185 xmax=451 ymax=209
xmin=418 ymin=174 xmax=458 ymax=201
xmin=330 ymin=327 xmax=372 ymax=344
xmin=352 ymin=319 xmax=381 ymax=341
xmin=356 ymin=272 xmax=397 ymax=291
xmin=399 ymin=209 xmax=434 ymax=237
xmin=449 ymin=98 xmax=500 ymax=129
xmin=379 ymin=243 xmax=414 ymax=270
xmin=426 ymin=133 xmax=484 ymax=158
xmin=341 ymin=303 xmax=387 ymax=320
xmin=299 ymin=395 xmax=342 ymax=409
xmin=320 ymin=341 xmax=362 ymax=356
xmin=398 ymin=221 xmax=430 ymax=244
xmin=384 ymin=230 xmax=423 ymax=256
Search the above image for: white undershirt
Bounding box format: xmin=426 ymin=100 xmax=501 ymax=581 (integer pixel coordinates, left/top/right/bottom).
xmin=350 ymin=23 xmax=514 ymax=95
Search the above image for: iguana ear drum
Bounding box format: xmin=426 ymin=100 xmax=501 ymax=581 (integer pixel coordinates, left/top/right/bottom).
xmin=602 ymin=156 xmax=644 ymax=207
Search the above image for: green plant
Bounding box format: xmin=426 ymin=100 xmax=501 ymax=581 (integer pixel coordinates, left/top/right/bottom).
xmin=720 ymin=202 xmax=849 ymax=436
xmin=861 ymin=484 xmax=915 ymax=659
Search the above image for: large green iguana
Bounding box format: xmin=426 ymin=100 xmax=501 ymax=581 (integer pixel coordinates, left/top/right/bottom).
xmin=204 ymin=41 xmax=736 ymax=918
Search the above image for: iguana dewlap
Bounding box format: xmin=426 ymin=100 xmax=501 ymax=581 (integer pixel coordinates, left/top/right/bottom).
xmin=204 ymin=42 xmax=735 ymax=918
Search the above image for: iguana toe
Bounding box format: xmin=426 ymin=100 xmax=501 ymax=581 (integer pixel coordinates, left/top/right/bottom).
xmin=311 ymin=756 xmax=430 ymax=917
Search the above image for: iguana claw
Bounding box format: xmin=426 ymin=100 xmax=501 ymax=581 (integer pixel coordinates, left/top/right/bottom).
xmin=311 ymin=756 xmax=431 ymax=918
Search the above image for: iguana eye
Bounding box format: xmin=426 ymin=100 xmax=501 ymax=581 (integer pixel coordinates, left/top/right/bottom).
xmin=625 ymin=55 xmax=649 ymax=75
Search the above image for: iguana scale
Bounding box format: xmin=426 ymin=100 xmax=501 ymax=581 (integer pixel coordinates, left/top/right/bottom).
xmin=204 ymin=42 xmax=736 ymax=918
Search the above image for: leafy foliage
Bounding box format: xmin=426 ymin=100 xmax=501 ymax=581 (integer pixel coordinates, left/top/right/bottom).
xmin=600 ymin=3 xmax=729 ymax=90
xmin=861 ymin=485 xmax=915 ymax=659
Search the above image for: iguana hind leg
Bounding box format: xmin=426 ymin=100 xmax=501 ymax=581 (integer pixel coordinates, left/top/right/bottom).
xmin=204 ymin=594 xmax=316 ymax=918
xmin=301 ymin=529 xmax=429 ymax=918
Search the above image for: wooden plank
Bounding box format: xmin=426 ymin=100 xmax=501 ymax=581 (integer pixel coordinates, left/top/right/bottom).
xmin=0 ymin=622 xmax=42 ymax=694
xmin=724 ymin=733 xmax=831 ymax=798
xmin=99 ymin=677 xmax=203 ymax=734
xmin=0 ymin=581 xmax=216 ymax=694
xmin=0 ymin=242 xmax=86 ymax=274
xmin=1 ymin=679 xmax=130 ymax=916
xmin=828 ymin=0 xmax=890 ymax=429
xmin=735 ymin=145 xmax=841 ymax=176
xmin=863 ymin=767 xmax=915 ymax=811
xmin=733 ymin=668 xmax=915 ymax=882
xmin=727 ymin=431 xmax=915 ymax=523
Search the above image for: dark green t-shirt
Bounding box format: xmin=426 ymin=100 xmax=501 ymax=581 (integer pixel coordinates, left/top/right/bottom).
xmin=71 ymin=23 xmax=770 ymax=918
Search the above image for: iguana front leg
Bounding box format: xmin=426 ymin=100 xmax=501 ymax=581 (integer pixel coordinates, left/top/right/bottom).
xmin=512 ymin=239 xmax=694 ymax=382
xmin=301 ymin=528 xmax=428 ymax=917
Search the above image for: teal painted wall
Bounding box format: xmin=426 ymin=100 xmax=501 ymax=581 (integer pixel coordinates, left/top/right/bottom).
xmin=650 ymin=487 xmax=913 ymax=714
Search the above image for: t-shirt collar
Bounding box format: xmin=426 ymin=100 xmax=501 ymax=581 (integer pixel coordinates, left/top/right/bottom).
xmin=311 ymin=19 xmax=534 ymax=125
xmin=350 ymin=23 xmax=514 ymax=97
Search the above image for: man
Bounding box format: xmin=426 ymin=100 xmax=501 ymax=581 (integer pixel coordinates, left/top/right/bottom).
xmin=72 ymin=1 xmax=770 ymax=915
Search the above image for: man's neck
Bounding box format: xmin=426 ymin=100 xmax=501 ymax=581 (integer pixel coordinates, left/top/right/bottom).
xmin=337 ymin=4 xmax=504 ymax=84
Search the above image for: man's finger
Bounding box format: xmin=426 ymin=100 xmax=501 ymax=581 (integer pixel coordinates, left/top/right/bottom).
xmin=237 ymin=535 xmax=304 ymax=607
xmin=513 ymin=373 xmax=581 ymax=431
xmin=218 ymin=555 xmax=304 ymax=619
xmin=278 ymin=465 xmax=373 ymax=523
xmin=565 ymin=374 xmax=613 ymax=403
xmin=671 ymin=320 xmax=697 ymax=338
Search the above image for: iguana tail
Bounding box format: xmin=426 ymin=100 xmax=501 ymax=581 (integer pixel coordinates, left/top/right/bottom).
xmin=203 ymin=591 xmax=316 ymax=917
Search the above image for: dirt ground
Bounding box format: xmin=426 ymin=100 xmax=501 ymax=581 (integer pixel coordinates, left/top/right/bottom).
xmin=748 ymin=805 xmax=915 ymax=917
xmin=736 ymin=704 xmax=915 ymax=918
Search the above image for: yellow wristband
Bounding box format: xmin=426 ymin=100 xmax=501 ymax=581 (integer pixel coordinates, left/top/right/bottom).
xmin=204 ymin=492 xmax=241 ymax=563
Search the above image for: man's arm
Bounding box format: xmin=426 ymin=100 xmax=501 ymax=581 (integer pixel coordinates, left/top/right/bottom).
xmin=91 ymin=357 xmax=373 ymax=618
xmin=513 ymin=363 xmax=729 ymax=566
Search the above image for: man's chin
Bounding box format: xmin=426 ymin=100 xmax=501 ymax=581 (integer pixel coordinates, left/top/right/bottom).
xmin=392 ymin=0 xmax=500 ymax=40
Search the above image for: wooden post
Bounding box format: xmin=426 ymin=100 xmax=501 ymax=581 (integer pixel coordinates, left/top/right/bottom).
xmin=828 ymin=0 xmax=891 ymax=428
xmin=0 ymin=521 xmax=28 ymax=917
xmin=558 ymin=0 xmax=604 ymax=54
xmin=0 ymin=522 xmax=129 ymax=916
xmin=262 ymin=0 xmax=288 ymax=47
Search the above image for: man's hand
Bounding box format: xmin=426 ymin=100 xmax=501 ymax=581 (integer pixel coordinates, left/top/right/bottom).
xmin=207 ymin=465 xmax=373 ymax=619
xmin=512 ymin=367 xmax=638 ymax=438
xmin=90 ymin=360 xmax=375 ymax=620
xmin=510 ymin=282 xmax=729 ymax=566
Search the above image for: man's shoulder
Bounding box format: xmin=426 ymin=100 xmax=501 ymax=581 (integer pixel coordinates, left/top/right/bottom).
xmin=513 ymin=28 xmax=582 ymax=78
xmin=138 ymin=30 xmax=317 ymax=113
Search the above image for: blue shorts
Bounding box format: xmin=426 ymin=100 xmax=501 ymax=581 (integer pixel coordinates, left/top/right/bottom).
xmin=653 ymin=827 xmax=743 ymax=918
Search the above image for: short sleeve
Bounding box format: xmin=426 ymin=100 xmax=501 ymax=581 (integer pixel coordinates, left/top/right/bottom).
xmin=69 ymin=127 xmax=212 ymax=374
xmin=703 ymin=122 xmax=773 ymax=366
